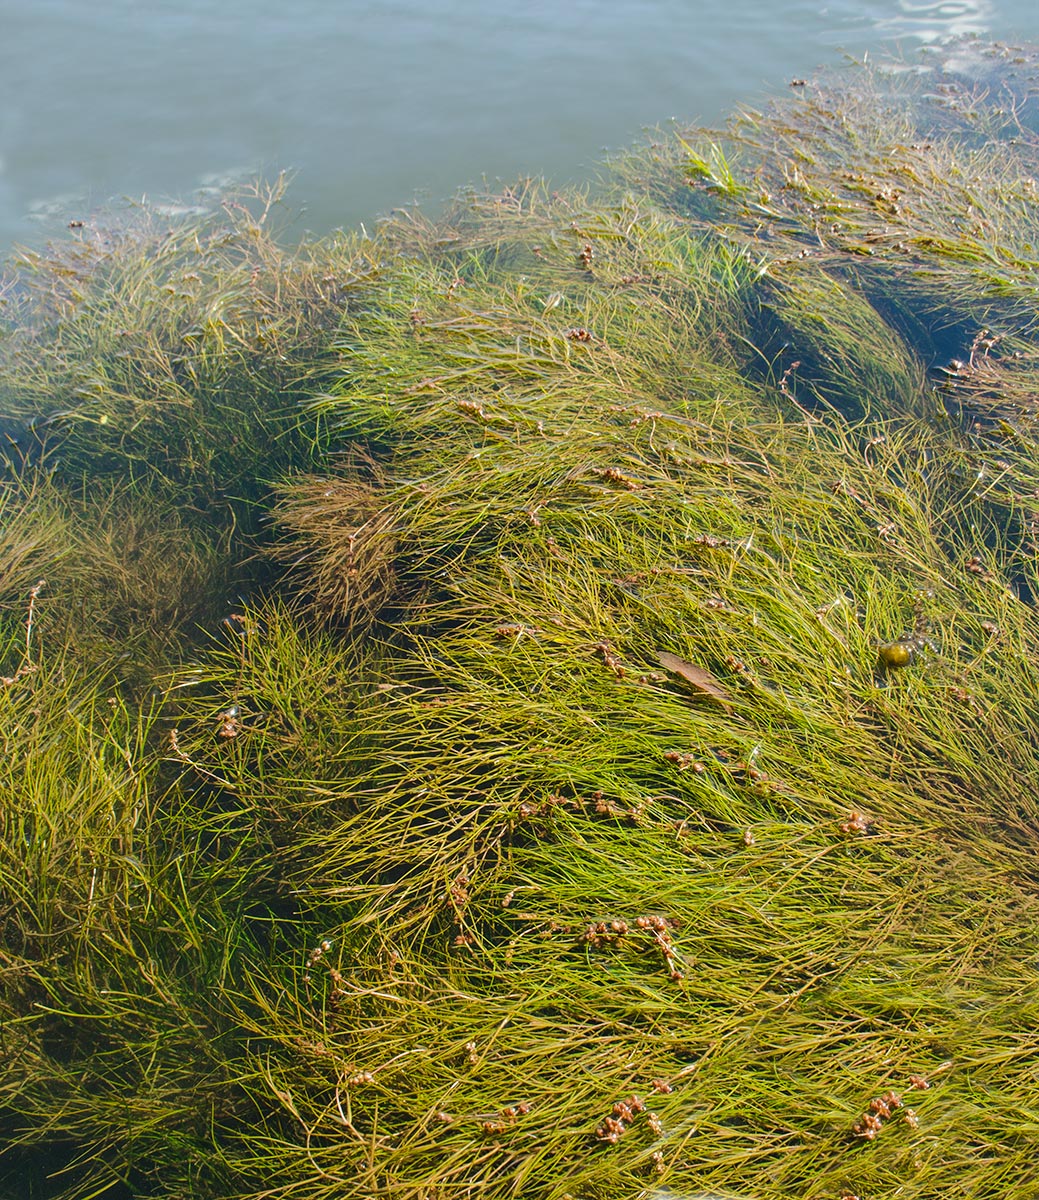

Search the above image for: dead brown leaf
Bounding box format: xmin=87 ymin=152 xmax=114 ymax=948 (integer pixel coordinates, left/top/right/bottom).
xmin=656 ymin=651 xmax=732 ymax=710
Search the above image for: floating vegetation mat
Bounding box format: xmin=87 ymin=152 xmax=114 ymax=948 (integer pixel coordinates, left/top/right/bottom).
xmin=3 ymin=41 xmax=1039 ymax=1200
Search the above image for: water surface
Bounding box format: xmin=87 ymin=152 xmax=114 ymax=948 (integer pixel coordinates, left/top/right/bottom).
xmin=0 ymin=0 xmax=1036 ymax=253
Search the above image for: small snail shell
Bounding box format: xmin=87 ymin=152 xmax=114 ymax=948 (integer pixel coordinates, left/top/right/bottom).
xmin=878 ymin=640 xmax=915 ymax=668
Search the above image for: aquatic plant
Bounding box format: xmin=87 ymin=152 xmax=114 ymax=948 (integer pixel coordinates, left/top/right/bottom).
xmin=2 ymin=41 xmax=1039 ymax=1200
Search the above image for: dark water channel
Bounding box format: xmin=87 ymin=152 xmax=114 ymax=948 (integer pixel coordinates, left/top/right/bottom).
xmin=2 ymin=0 xmax=1038 ymax=255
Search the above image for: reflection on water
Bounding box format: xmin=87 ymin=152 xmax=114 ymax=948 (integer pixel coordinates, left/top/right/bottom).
xmin=875 ymin=0 xmax=995 ymax=42
xmin=817 ymin=0 xmax=997 ymax=50
xmin=0 ymin=0 xmax=1034 ymax=255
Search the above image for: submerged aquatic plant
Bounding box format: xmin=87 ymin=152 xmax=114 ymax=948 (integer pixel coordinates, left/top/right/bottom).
xmin=3 ymin=40 xmax=1039 ymax=1200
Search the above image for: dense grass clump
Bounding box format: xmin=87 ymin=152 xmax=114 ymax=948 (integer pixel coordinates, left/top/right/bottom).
xmin=3 ymin=42 xmax=1039 ymax=1200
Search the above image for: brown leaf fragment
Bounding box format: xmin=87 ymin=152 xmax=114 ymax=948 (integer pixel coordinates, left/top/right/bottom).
xmin=656 ymin=651 xmax=732 ymax=710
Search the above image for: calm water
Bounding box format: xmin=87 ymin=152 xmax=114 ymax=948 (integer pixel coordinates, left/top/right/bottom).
xmin=1 ymin=0 xmax=1037 ymax=254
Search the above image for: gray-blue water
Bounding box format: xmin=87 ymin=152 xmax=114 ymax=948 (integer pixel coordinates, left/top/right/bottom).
xmin=1 ymin=0 xmax=1036 ymax=255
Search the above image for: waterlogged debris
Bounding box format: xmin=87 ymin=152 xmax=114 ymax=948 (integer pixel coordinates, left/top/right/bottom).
xmin=657 ymin=650 xmax=733 ymax=709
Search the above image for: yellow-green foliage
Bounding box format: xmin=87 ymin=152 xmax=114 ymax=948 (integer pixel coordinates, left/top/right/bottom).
xmin=3 ymin=46 xmax=1039 ymax=1200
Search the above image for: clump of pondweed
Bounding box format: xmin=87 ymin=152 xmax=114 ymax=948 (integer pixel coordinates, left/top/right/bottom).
xmin=0 ymin=469 xmax=247 ymax=682
xmin=0 ymin=177 xmax=375 ymax=533
xmin=0 ymin=178 xmax=389 ymax=675
xmin=0 ymin=635 xmax=266 ymax=1200
xmin=614 ymin=39 xmax=1039 ymax=596
xmin=175 ymin=196 xmax=1039 ymax=1200
xmin=5 ymin=42 xmax=1039 ymax=1200
xmin=0 ymin=470 xmax=72 ymax=612
xmin=271 ymin=469 xmax=400 ymax=632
